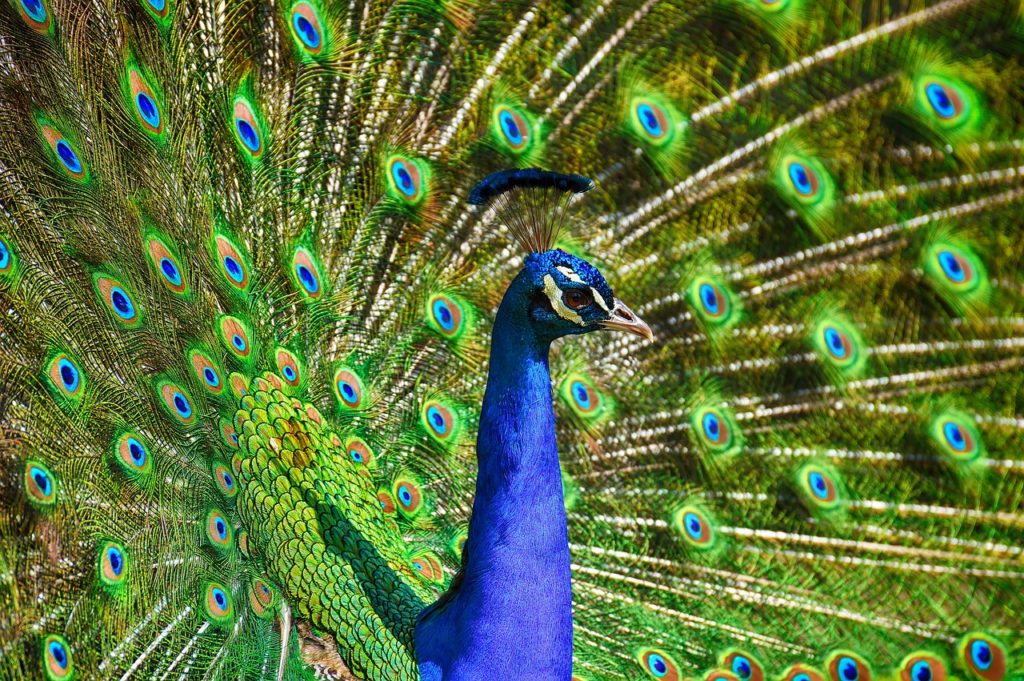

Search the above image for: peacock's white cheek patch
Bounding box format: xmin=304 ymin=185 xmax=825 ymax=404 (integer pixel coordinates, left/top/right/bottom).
xmin=543 ymin=274 xmax=585 ymax=325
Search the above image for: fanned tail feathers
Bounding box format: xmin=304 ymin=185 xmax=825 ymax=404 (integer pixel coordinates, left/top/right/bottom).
xmin=0 ymin=0 xmax=1022 ymax=679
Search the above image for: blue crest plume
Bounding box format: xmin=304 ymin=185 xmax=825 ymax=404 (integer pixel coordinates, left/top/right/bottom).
xmin=469 ymin=168 xmax=595 ymax=253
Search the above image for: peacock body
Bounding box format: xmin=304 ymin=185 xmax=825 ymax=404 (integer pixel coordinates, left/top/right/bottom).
xmin=0 ymin=0 xmax=1022 ymax=679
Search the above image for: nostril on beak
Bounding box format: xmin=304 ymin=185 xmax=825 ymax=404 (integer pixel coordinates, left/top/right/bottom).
xmin=600 ymin=297 xmax=653 ymax=340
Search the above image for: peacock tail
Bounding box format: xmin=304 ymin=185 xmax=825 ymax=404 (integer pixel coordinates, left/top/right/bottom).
xmin=0 ymin=0 xmax=1022 ymax=679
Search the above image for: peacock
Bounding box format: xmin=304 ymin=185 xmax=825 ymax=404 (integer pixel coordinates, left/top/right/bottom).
xmin=0 ymin=0 xmax=1022 ymax=678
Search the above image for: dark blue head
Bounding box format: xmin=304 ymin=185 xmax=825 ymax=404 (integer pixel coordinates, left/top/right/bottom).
xmin=512 ymin=249 xmax=652 ymax=345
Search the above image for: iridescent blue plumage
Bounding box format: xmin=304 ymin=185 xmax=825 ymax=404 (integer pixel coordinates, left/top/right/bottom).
xmin=416 ymin=193 xmax=651 ymax=679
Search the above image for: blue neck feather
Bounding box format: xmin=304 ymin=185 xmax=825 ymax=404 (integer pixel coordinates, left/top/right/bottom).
xmin=416 ymin=267 xmax=573 ymax=680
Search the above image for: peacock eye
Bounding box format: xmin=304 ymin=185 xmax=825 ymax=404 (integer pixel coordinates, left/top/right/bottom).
xmin=563 ymin=288 xmax=593 ymax=310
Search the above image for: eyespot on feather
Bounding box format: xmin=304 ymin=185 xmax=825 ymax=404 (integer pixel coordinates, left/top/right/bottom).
xmin=688 ymin=277 xmax=736 ymax=326
xmin=288 ymin=2 xmax=327 ymax=55
xmin=426 ymin=294 xmax=466 ymax=339
xmin=24 ymin=460 xmax=57 ymax=507
xmin=214 ymin=235 xmax=250 ymax=291
xmin=213 ymin=463 xmax=237 ymax=498
xmin=39 ymin=124 xmax=87 ymax=181
xmin=248 ymin=578 xmax=277 ymax=618
xmin=0 ymin=236 xmax=17 ymax=277
xmin=923 ymin=241 xmax=986 ymax=305
xmin=386 ymin=155 xmax=429 ymax=205
xmin=275 ymin=347 xmax=303 ymax=386
xmin=773 ymin=152 xmax=835 ymax=218
xmin=237 ymin=530 xmax=250 ymax=557
xmin=232 ymin=97 xmax=264 ymax=158
xmin=826 ymin=651 xmax=872 ymax=681
xmin=421 ymin=399 xmax=458 ymax=442
xmin=98 ymin=540 xmax=128 ymax=588
xmin=781 ymin=666 xmax=827 ymax=681
xmin=562 ymin=374 xmax=603 ymax=418
xmin=392 ymin=475 xmax=423 ymax=518
xmin=145 ymin=234 xmax=187 ymax=294
xmin=787 ymin=160 xmax=820 ymax=198
xmin=492 ymin=105 xmax=533 ymax=153
xmin=333 ymin=367 xmax=367 ymax=409
xmin=796 ymin=463 xmax=842 ymax=510
xmin=114 ymin=431 xmax=153 ymax=479
xmin=141 ymin=0 xmax=171 ymax=20
xmin=636 ymin=647 xmax=681 ymax=680
xmin=694 ymin=408 xmax=732 ymax=450
xmin=229 ymin=372 xmax=249 ymax=399
xmin=721 ymin=651 xmax=764 ymax=681
xmin=205 ymin=508 xmax=233 ymax=549
xmin=93 ymin=275 xmax=142 ymax=327
xmin=220 ymin=418 xmax=240 ymax=449
xmin=935 ymin=247 xmax=977 ymax=288
xmin=41 ymin=634 xmax=73 ymax=680
xmin=690 ymin=405 xmax=742 ymax=456
xmin=219 ymin=315 xmax=254 ymax=360
xmin=673 ymin=505 xmax=716 ymax=549
xmin=917 ymin=78 xmax=968 ymax=127
xmin=190 ymin=349 xmax=224 ymax=394
xmin=127 ymin=67 xmax=163 ymax=136
xmin=929 ymin=410 xmax=984 ymax=463
xmin=811 ymin=316 xmax=865 ymax=377
xmin=203 ymin=581 xmax=235 ymax=624
xmin=46 ymin=353 xmax=85 ymax=402
xmin=291 ymin=246 xmax=323 ymax=299
xmin=17 ymin=0 xmax=52 ymax=33
xmin=629 ymin=97 xmax=675 ymax=147
xmin=156 ymin=379 xmax=196 ymax=425
xmin=410 ymin=551 xmax=444 ymax=584
xmin=378 ymin=489 xmax=397 ymax=514
xmin=898 ymin=653 xmax=948 ymax=681
xmin=957 ymin=633 xmax=1007 ymax=681
xmin=346 ymin=437 xmax=375 ymax=467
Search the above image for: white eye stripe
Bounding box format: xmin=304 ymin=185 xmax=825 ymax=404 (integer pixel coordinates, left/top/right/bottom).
xmin=543 ymin=274 xmax=585 ymax=325
xmin=555 ymin=266 xmax=610 ymax=312
xmin=556 ymin=266 xmax=584 ymax=283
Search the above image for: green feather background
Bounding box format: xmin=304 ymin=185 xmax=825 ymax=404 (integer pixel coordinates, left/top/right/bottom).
xmin=0 ymin=0 xmax=1022 ymax=679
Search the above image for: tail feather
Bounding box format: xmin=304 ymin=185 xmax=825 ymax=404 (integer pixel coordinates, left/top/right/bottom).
xmin=1 ymin=0 xmax=1023 ymax=679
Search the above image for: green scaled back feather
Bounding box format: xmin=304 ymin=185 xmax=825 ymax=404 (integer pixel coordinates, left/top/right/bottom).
xmin=1 ymin=0 xmax=1022 ymax=680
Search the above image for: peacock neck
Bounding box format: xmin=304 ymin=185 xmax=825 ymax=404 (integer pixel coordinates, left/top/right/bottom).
xmin=475 ymin=285 xmax=563 ymax=514
xmin=464 ymin=273 xmax=573 ymax=673
xmin=414 ymin=270 xmax=573 ymax=679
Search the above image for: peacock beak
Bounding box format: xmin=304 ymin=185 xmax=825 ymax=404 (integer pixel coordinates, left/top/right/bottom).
xmin=599 ymin=298 xmax=653 ymax=341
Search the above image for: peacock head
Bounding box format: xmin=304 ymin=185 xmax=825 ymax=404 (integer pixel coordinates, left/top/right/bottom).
xmin=521 ymin=248 xmax=652 ymax=342
xmin=470 ymin=168 xmax=652 ymax=345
